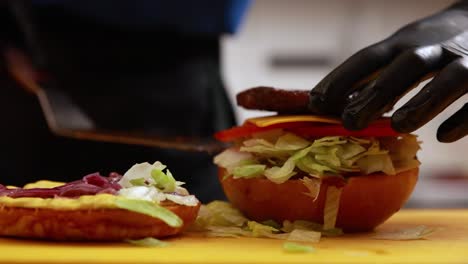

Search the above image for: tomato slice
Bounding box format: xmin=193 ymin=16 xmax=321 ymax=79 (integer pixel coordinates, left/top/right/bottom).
xmin=214 ymin=118 xmax=398 ymax=142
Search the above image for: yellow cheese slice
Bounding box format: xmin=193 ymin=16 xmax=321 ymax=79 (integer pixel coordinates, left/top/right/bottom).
xmin=246 ymin=115 xmax=341 ymax=127
xmin=24 ymin=180 xmax=64 ymax=189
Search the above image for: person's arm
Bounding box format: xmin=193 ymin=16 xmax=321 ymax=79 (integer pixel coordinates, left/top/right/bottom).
xmin=309 ymin=0 xmax=468 ymax=143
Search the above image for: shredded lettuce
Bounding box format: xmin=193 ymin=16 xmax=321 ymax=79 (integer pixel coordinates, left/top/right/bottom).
xmin=323 ymin=186 xmax=342 ymax=230
xmin=283 ymin=242 xmax=315 ymax=253
xmin=264 ymin=159 xmax=297 ymax=184
xmin=214 ymin=133 xmax=421 ymax=182
xmin=174 ymin=186 xmax=190 ymax=196
xmin=204 ymin=226 xmax=252 ymax=238
xmin=321 ymin=227 xmax=344 ymax=237
xmin=264 ymin=146 xmax=313 ymax=183
xmin=119 ymin=161 xmax=176 ymax=191
xmin=213 ymin=149 xmax=257 ymax=176
xmin=165 ymin=194 xmax=199 ymax=206
xmin=381 ymin=135 xmax=420 ymax=162
xmin=296 ymin=155 xmax=338 ymax=176
xmin=313 ymin=136 xmax=347 ymax=146
xmin=394 ymin=159 xmax=421 ymax=174
xmin=126 ymin=237 xmax=169 ymax=247
xmin=372 ymin=225 xmax=437 ymax=240
xmin=191 ymin=201 xmax=345 ymax=243
xmin=195 ymin=201 xmax=248 ymax=228
xmin=275 ymin=133 xmax=310 ymax=150
xmin=243 ymin=138 xmax=275 ymax=148
xmin=233 ymin=164 xmax=266 ymax=179
xmin=281 ymin=220 xmax=343 ymax=237
xmin=282 ymin=220 xmax=318 ymax=233
xmin=119 ymin=162 xmax=160 ymax=188
xmin=239 ymin=146 xmax=291 ymax=160
xmin=115 ymin=198 xmax=182 ymax=228
xmin=356 ymin=154 xmax=395 ymax=175
xmin=315 ymin=147 xmax=341 ymax=167
xmin=213 ymin=148 xmax=254 ymax=167
xmin=300 ymin=177 xmax=321 ymax=201
xmin=248 ymin=221 xmax=279 ymax=236
xmin=117 ymin=161 xmax=198 ymax=207
xmin=261 ymin=220 xmax=282 ymax=229
xmin=246 ymin=221 xmax=289 ymax=240
xmin=287 ymin=229 xmax=321 ymax=243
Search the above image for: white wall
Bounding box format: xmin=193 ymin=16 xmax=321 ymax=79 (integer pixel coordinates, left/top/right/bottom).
xmin=221 ymin=0 xmax=468 ymax=192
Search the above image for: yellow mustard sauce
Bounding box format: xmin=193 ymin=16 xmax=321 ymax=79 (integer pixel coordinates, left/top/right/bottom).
xmin=0 ymin=180 xmax=118 ymax=210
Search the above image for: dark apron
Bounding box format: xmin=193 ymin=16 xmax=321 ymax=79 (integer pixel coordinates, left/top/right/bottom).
xmin=0 ymin=4 xmax=236 ymax=202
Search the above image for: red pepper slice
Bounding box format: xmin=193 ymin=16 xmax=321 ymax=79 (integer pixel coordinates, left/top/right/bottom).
xmin=214 ymin=118 xmax=398 ymax=142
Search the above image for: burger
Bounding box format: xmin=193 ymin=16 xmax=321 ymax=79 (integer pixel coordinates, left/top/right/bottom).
xmin=0 ymin=161 xmax=200 ymax=241
xmin=213 ymin=87 xmax=420 ymax=232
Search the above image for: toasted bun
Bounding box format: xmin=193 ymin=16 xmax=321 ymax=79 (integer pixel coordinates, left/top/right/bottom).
xmin=0 ymin=201 xmax=200 ymax=241
xmin=219 ymin=168 xmax=418 ymax=232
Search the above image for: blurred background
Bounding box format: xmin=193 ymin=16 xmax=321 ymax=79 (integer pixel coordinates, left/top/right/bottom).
xmin=222 ymin=0 xmax=468 ymax=208
xmin=1 ymin=0 xmax=466 ymax=207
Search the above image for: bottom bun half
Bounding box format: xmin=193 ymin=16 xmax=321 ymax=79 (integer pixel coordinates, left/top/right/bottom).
xmin=0 ymin=201 xmax=200 ymax=241
xmin=219 ymin=168 xmax=418 ymax=232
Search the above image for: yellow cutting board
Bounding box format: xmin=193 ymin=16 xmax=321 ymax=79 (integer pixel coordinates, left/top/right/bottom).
xmin=0 ymin=209 xmax=467 ymax=264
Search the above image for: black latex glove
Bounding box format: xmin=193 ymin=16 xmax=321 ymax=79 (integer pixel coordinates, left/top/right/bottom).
xmin=309 ymin=1 xmax=468 ymax=143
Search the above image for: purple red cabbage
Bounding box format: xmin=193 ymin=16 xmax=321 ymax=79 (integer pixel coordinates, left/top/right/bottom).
xmin=0 ymin=173 xmax=123 ymax=199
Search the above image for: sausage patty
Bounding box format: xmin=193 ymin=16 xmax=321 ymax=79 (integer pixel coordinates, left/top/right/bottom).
xmin=236 ymin=87 xmax=311 ymax=114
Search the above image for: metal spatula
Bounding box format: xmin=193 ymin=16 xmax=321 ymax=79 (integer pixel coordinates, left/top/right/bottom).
xmin=5 ymin=49 xmax=228 ymax=153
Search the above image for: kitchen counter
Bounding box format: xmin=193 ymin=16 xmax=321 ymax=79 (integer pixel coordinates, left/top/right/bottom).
xmin=0 ymin=209 xmax=467 ymax=263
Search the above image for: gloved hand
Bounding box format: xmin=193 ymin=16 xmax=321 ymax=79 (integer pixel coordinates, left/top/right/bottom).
xmin=309 ymin=1 xmax=468 ymax=143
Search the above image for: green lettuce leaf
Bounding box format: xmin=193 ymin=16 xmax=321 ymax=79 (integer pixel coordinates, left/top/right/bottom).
xmin=129 ymin=177 xmax=146 ymax=186
xmin=119 ymin=162 xmax=164 ymax=188
xmin=115 ymin=198 xmax=182 ymax=227
xmin=151 ymin=169 xmax=176 ymax=192
xmin=283 ymin=242 xmax=315 ymax=253
xmin=126 ymin=237 xmax=169 ymax=247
